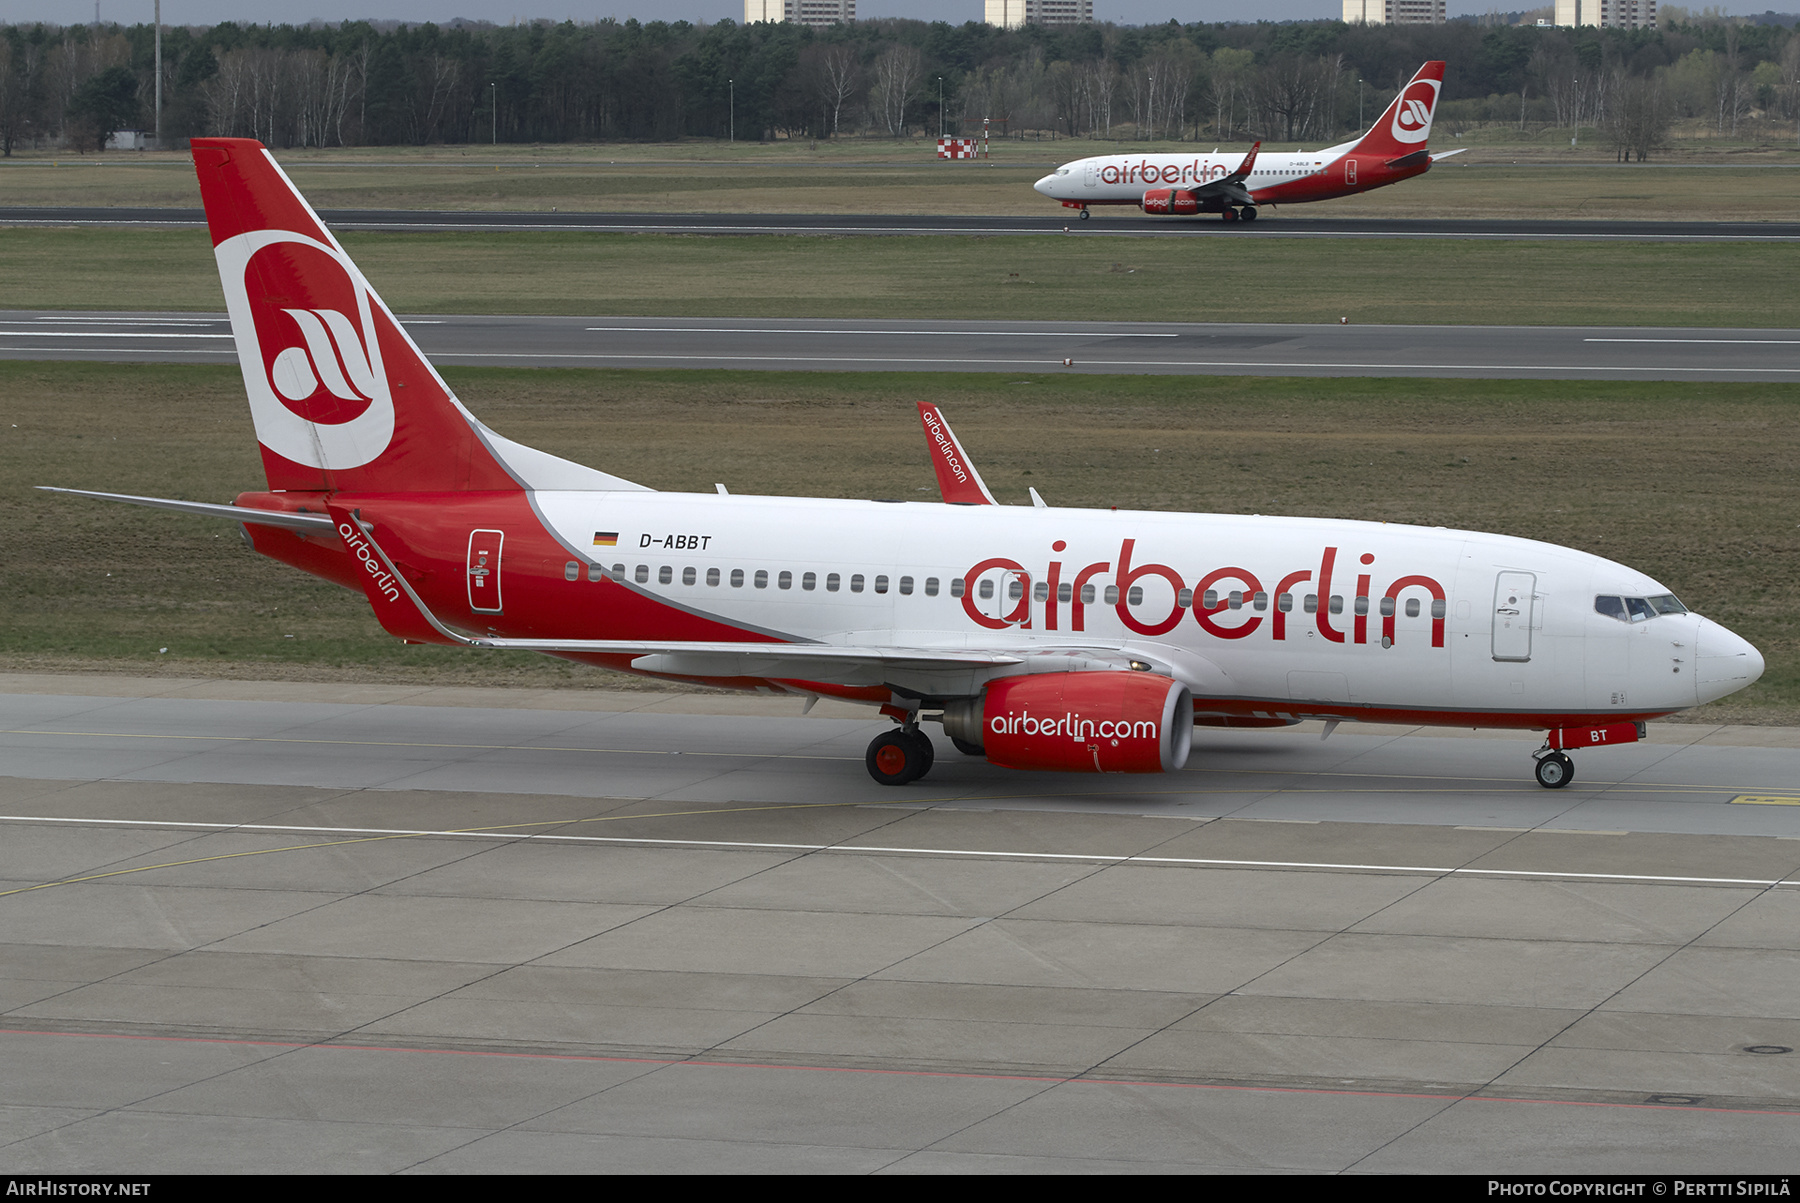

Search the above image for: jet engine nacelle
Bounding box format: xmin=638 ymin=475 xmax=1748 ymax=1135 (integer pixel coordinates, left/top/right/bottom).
xmin=1140 ymin=188 xmax=1200 ymax=216
xmin=948 ymin=671 xmax=1194 ymax=773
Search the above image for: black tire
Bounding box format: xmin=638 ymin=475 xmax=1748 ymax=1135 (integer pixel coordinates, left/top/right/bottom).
xmin=951 ymin=736 xmax=985 ymax=757
xmin=867 ymin=730 xmax=926 ymax=786
xmin=908 ymin=728 xmax=935 ymax=777
xmin=1079 ymin=209 xmax=1090 ymax=220
xmin=1534 ymin=753 xmax=1574 ymax=789
xmin=1240 ymin=206 xmax=1258 ymax=223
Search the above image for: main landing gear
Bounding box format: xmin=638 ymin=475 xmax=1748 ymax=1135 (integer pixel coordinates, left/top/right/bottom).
xmin=867 ymin=724 xmax=935 ymax=785
xmin=1222 ymin=205 xmax=1258 ymax=223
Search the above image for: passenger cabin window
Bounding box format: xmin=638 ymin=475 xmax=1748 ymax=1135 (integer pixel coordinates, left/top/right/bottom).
xmin=707 ymin=568 xmax=720 ymax=586
xmin=779 ymin=571 xmax=792 ymax=590
xmin=659 ymin=565 xmax=672 ymax=584
xmin=635 ymin=564 xmax=649 ymax=584
xmin=754 ymin=570 xmax=768 ymax=589
xmin=925 ymin=578 xmax=940 ymax=597
xmin=949 ymin=578 xmax=964 ymax=598
xmin=874 ymin=575 xmax=889 ymax=594
xmin=731 ymin=569 xmax=745 ymax=587
xmin=899 ymin=576 xmax=914 ymax=595
xmin=803 ymin=571 xmax=816 ymax=591
xmin=565 ymin=562 xmax=579 ymax=582
xmin=827 ymin=573 xmax=841 ymax=593
xmin=588 ymin=564 xmax=604 ymax=583
xmin=683 ymin=567 xmax=696 ymax=585
xmin=979 ymin=579 xmax=994 ymax=600
xmin=851 ymin=574 xmax=865 ymax=593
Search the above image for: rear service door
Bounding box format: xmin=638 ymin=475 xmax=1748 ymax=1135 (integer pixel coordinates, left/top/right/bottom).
xmin=468 ymin=529 xmax=504 ymax=614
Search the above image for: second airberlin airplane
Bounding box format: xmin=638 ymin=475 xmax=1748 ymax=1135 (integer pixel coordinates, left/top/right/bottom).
xmin=1034 ymin=61 xmax=1462 ymax=223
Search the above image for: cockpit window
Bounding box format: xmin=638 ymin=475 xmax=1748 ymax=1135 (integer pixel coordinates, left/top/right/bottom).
xmin=1596 ymin=593 xmax=1686 ymax=623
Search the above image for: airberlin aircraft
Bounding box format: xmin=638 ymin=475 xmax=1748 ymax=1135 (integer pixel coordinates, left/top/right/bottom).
xmin=47 ymin=137 xmax=1763 ymax=791
xmin=1034 ymin=60 xmax=1464 ymax=223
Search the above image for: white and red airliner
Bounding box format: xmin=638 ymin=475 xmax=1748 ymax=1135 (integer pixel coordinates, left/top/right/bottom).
xmin=1034 ymin=60 xmax=1463 ymax=223
xmin=48 ymin=137 xmax=1762 ymax=789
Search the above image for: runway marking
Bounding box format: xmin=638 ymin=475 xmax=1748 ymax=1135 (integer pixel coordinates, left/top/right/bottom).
xmin=1586 ymin=338 xmax=1800 ymax=345
xmin=2 ymin=813 xmax=1794 ymax=891
xmin=1733 ymin=795 xmax=1800 ymax=806
xmin=388 ymin=351 xmax=1800 ymax=375
xmin=6 ymin=1026 xmax=1798 ymax=1117
xmin=33 ymin=318 xmax=224 ymax=326
xmin=0 ymin=330 xmax=234 ymax=339
xmin=582 ymin=326 xmax=1179 ymax=338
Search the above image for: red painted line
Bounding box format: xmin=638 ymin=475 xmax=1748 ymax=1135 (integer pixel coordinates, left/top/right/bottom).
xmin=4 ymin=1028 xmax=1795 ymax=1117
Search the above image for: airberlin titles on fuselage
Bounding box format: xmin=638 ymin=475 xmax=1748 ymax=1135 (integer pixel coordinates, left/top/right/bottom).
xmin=1096 ymin=159 xmax=1251 ymax=187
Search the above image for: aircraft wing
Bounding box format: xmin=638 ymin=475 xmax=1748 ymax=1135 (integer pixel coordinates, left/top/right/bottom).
xmin=1187 ymin=141 xmax=1260 ymax=205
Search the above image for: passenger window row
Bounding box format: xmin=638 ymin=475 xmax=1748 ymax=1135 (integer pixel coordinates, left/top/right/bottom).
xmin=560 ymin=563 xmax=1448 ymax=621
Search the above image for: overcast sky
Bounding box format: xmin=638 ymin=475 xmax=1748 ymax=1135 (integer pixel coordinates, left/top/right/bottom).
xmin=1 ymin=1 xmax=1782 ymax=29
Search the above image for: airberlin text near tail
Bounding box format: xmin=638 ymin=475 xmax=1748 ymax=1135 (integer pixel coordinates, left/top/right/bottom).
xmin=44 ymin=136 xmax=1762 ymax=791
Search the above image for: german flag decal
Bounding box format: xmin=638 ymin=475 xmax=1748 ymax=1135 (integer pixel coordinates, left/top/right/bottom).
xmin=593 ymin=532 xmax=618 ymax=547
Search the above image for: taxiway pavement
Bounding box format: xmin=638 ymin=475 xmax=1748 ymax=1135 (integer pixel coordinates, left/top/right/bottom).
xmin=3 ymin=674 xmax=1799 ymax=1173
xmin=6 ymin=310 xmax=1798 ymax=381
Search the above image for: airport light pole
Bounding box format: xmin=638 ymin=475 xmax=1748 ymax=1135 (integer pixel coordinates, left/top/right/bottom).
xmin=938 ymin=77 xmax=943 ymax=140
xmin=729 ymin=78 xmax=734 ymax=143
xmin=490 ymin=82 xmax=496 ymax=145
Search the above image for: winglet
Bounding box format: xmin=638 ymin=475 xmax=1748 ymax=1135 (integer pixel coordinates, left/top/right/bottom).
xmin=1229 ymin=141 xmax=1260 ymax=182
xmin=917 ymin=403 xmax=997 ymax=505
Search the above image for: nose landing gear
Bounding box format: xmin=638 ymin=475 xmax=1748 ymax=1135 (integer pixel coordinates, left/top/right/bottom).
xmin=1533 ymin=749 xmax=1575 ymax=789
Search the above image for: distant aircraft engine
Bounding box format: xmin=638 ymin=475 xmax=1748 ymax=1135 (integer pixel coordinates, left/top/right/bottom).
xmin=944 ymin=671 xmax=1193 ymax=773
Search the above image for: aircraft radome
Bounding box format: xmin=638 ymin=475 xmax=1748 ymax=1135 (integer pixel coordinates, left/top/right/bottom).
xmin=46 ymin=137 xmax=1762 ymax=790
xmin=1034 ymin=61 xmax=1465 ymax=223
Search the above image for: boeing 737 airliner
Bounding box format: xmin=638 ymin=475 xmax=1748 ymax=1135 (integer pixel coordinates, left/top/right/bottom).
xmin=46 ymin=137 xmax=1762 ymax=790
xmin=1034 ymin=61 xmax=1463 ymax=223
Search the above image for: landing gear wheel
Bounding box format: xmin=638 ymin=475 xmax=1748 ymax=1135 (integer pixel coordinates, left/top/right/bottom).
xmin=867 ymin=729 xmax=933 ymax=786
xmin=1534 ymin=752 xmax=1574 ymax=790
xmin=1240 ymin=205 xmax=1258 ymax=223
xmin=951 ymin=736 xmax=985 ymax=757
xmin=1079 ymin=208 xmax=1090 ymax=220
xmin=1221 ymin=208 xmax=1239 ymax=222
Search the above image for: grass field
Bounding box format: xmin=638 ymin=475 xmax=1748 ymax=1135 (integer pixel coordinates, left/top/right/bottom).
xmin=5 ymin=361 xmax=1795 ymax=723
xmin=6 ymin=225 xmax=1799 ymax=328
xmin=3 ymin=140 xmax=1799 ymax=221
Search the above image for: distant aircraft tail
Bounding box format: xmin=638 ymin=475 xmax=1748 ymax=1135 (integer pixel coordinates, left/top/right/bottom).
xmin=1347 ymin=61 xmax=1445 ymax=161
xmin=191 ymin=138 xmax=641 ymax=496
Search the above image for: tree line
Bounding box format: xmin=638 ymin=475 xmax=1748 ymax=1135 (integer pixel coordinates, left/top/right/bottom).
xmin=2 ymin=13 xmax=1797 ymax=159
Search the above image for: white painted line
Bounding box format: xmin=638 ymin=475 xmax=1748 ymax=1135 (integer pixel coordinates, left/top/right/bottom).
xmin=0 ymin=813 xmax=1792 ymax=888
xmin=34 ymin=318 xmax=225 ymax=326
xmin=1585 ymin=338 xmax=1800 ymax=345
xmin=583 ymin=327 xmax=1178 ymax=338
xmin=0 ymin=330 xmax=234 ymax=339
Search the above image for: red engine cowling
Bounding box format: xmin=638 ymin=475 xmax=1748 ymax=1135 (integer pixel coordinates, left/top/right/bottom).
xmin=979 ymin=671 xmax=1193 ymax=773
xmin=1140 ymin=188 xmax=1199 ymax=215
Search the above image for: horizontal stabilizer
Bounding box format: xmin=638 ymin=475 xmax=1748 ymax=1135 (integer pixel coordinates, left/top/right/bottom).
xmin=39 ymin=486 xmax=336 ymax=532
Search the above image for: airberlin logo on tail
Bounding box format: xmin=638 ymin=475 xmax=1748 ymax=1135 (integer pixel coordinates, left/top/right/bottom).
xmin=270 ymin=308 xmax=378 ymax=405
xmin=214 ymin=228 xmax=396 ymax=471
xmin=1390 ymin=79 xmax=1439 ymax=145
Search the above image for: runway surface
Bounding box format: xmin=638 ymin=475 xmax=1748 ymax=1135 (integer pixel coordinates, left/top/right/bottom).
xmin=7 ymin=205 xmax=1800 ymax=241
xmin=7 ymin=309 xmax=1799 ymax=381
xmin=4 ymin=673 xmax=1800 ymax=1173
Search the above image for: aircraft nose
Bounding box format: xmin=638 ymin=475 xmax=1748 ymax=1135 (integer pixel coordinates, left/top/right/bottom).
xmin=1695 ymin=617 xmax=1764 ymax=705
xmin=1034 ymin=174 xmax=1057 ymax=196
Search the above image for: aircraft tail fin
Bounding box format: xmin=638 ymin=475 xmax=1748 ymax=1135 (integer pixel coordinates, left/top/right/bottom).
xmin=191 ymin=138 xmax=646 ymax=496
xmin=917 ymin=403 xmax=997 ymax=505
xmin=1347 ymin=61 xmax=1445 ymax=161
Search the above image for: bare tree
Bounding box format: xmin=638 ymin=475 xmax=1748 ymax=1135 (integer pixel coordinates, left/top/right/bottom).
xmin=815 ymin=44 xmax=859 ymax=137
xmin=872 ymin=43 xmax=921 ymax=137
